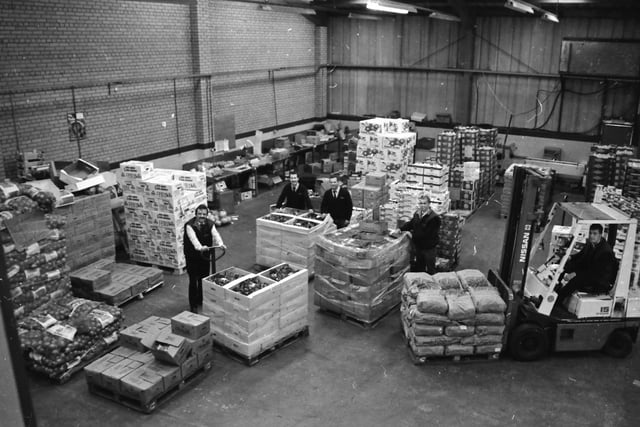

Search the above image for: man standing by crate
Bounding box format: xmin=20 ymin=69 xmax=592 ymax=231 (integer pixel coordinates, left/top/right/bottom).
xmin=398 ymin=194 xmax=441 ymax=274
xmin=184 ymin=204 xmax=226 ymax=313
xmin=321 ymin=176 xmax=353 ymax=229
xmin=275 ymin=171 xmax=313 ymax=212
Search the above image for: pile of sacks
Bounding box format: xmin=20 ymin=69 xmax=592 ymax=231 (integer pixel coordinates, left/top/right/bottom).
xmin=401 ymin=269 xmax=507 ymax=358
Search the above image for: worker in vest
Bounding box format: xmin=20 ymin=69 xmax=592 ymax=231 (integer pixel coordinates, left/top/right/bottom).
xmin=184 ymin=204 xmax=226 ymax=313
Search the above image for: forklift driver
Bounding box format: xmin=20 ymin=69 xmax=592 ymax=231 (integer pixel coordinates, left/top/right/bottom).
xmin=556 ymin=224 xmax=617 ymax=306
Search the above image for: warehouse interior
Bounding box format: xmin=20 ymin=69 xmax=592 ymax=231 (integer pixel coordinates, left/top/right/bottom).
xmin=2 ymin=1 xmax=640 ymax=426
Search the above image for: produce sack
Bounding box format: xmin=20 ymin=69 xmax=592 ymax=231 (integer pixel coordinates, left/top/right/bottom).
xmin=410 ymin=342 xmax=444 ymax=357
xmin=445 ymin=292 xmax=476 ymax=320
xmin=403 ymin=272 xmax=438 ymax=289
xmin=475 ymin=344 xmax=503 ymax=354
xmin=475 ymin=313 xmax=505 ymax=326
xmin=469 ymin=287 xmax=506 ymax=313
xmin=412 ymin=311 xmax=454 ymax=326
xmin=476 ymin=325 xmax=505 ymax=336
xmin=433 ymin=272 xmax=461 ymax=290
xmin=461 ymin=335 xmax=503 ymax=346
xmin=445 ymin=344 xmax=474 ymax=356
xmin=417 ymin=289 xmax=448 ymax=315
xmin=413 ymin=325 xmax=443 ymax=337
xmin=456 ymin=269 xmax=490 ymax=288
xmin=414 ymin=335 xmax=460 ymax=346
xmin=444 ymin=325 xmax=475 ymax=337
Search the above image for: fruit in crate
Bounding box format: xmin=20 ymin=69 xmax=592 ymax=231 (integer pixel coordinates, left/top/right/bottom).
xmin=302 ymin=212 xmax=326 ymax=221
xmin=267 ymin=264 xmax=296 ymax=281
xmin=232 ymin=277 xmax=271 ymax=296
xmin=263 ymin=214 xmax=292 ymax=223
xmin=210 ymin=270 xmax=243 ymax=286
xmin=291 ymin=219 xmax=317 ymax=229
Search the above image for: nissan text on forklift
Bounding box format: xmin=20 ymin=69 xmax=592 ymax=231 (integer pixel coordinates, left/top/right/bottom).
xmin=498 ymin=166 xmax=640 ymax=361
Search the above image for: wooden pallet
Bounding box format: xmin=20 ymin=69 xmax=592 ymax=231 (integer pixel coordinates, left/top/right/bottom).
xmin=116 ymin=280 xmax=164 ymax=307
xmin=214 ymin=326 xmax=309 ymax=367
xmin=87 ymin=358 xmax=212 ymax=414
xmin=407 ymin=343 xmax=502 ymax=365
xmin=134 ymin=262 xmax=186 ymax=276
xmin=316 ymin=302 xmax=400 ymax=330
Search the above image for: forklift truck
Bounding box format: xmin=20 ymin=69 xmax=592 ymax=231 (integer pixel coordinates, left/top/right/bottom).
xmin=499 ymin=166 xmax=640 ymax=361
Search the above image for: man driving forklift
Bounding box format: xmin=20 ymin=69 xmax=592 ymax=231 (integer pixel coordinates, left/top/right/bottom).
xmin=556 ymin=223 xmax=617 ymax=306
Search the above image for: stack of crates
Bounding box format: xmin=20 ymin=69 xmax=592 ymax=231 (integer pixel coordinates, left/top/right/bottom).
xmin=474 ymin=146 xmax=497 ymax=200
xmin=436 ymin=131 xmax=459 ymax=169
xmin=586 ymin=145 xmax=616 ymax=201
xmin=614 ymin=147 xmax=635 ymax=189
xmin=624 ymin=159 xmax=640 ymax=198
xmin=436 ymin=212 xmax=465 ymax=268
xmin=457 ymin=126 xmax=479 ymax=162
xmin=478 ymin=127 xmax=498 ymax=148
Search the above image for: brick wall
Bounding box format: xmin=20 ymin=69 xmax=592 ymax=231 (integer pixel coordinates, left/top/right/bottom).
xmin=0 ymin=0 xmax=327 ymax=180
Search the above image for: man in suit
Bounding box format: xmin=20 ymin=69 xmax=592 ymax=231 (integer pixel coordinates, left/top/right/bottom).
xmin=275 ymin=171 xmax=313 ymax=212
xmin=397 ymin=194 xmax=441 ymax=274
xmin=556 ymin=223 xmax=617 ymax=305
xmin=321 ymin=176 xmax=353 ymax=229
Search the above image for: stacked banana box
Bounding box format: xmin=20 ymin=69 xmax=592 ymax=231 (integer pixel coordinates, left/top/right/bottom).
xmin=256 ymin=211 xmax=336 ymax=275
xmin=388 ymin=178 xmax=450 ymax=218
xmin=449 ymin=162 xmax=481 ymax=211
xmin=500 ymin=164 xmax=552 ymax=218
xmin=202 ymin=264 xmax=309 ymax=358
xmin=70 ymin=258 xmax=163 ymax=305
xmin=350 ymin=172 xmax=389 ymax=215
xmin=314 ymin=222 xmax=411 ymax=323
xmin=401 ymin=270 xmax=509 ymax=358
xmin=478 ymin=127 xmax=498 ymax=147
xmin=474 ymin=147 xmax=497 ymax=200
xmin=614 ymin=147 xmax=635 ymax=189
xmin=119 ymin=161 xmax=207 ymax=270
xmin=586 ymin=145 xmax=616 ymax=201
xmin=623 ymin=158 xmax=640 ymax=198
xmin=436 ymin=212 xmax=465 ymax=271
xmin=357 ymin=118 xmax=416 ymax=182
xmin=57 ymin=192 xmax=115 ymax=270
xmin=435 ymin=131 xmax=459 ymax=169
xmin=456 ymin=126 xmax=479 ymax=162
xmin=85 ymin=312 xmax=213 ymax=407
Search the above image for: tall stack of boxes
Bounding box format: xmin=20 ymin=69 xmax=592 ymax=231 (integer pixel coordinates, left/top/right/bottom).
xmin=478 ymin=127 xmax=499 ymax=147
xmin=614 ymin=147 xmax=635 ymax=189
xmin=356 ymin=118 xmax=416 ymax=182
xmin=58 ymin=193 xmax=115 ymax=270
xmin=350 ymin=172 xmax=389 ymax=217
xmin=388 ymin=180 xmax=450 ymax=221
xmin=119 ymin=161 xmax=207 ymax=270
xmin=436 ymin=131 xmax=459 ymax=169
xmin=457 ymin=126 xmax=479 ymax=162
xmin=474 ymin=146 xmax=497 ymax=200
xmin=623 ymin=159 xmax=640 ymax=198
xmin=436 ymin=212 xmax=465 ymax=269
xmin=586 ymin=146 xmax=616 ymax=201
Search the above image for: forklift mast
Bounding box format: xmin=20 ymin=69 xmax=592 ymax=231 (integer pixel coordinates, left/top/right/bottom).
xmin=499 ymin=166 xmax=547 ymax=296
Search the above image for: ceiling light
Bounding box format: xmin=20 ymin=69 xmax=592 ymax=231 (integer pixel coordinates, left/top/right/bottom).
xmin=504 ymin=0 xmax=535 ymax=14
xmin=348 ymin=13 xmax=382 ymax=21
xmin=541 ymin=12 xmax=559 ymax=23
xmin=429 ymin=11 xmax=461 ymax=22
xmin=366 ymin=1 xmax=410 ymax=14
xmin=263 ymin=5 xmax=316 ymax=15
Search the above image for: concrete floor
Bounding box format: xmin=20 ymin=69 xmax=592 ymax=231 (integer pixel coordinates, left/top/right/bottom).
xmin=27 ymin=184 xmax=640 ymax=427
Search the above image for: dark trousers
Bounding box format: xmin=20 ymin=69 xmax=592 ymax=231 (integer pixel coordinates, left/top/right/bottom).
xmin=411 ymin=248 xmax=437 ymax=275
xmin=187 ymin=256 xmax=216 ymax=310
xmin=557 ymin=274 xmax=608 ymax=304
xmin=333 ymin=218 xmax=348 ymax=229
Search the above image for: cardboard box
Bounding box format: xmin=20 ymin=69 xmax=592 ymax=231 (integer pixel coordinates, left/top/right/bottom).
xmin=365 ymin=172 xmax=387 ymax=188
xmin=120 ymin=161 xmax=154 ymax=180
xmin=94 ymin=282 xmax=133 ymax=305
xmin=101 ymin=359 xmax=140 ymax=392
xmin=84 ymin=354 xmax=119 ymax=387
xmin=171 ymin=311 xmax=211 ymax=340
xmin=567 ymin=292 xmax=613 ymax=318
xmin=180 ymin=354 xmax=199 ymax=379
xmin=151 ymin=331 xmax=190 ymax=365
xmin=70 ymin=267 xmax=112 ymax=291
xmin=145 ymin=361 xmax=183 ymax=391
xmin=120 ymin=367 xmax=165 ymax=404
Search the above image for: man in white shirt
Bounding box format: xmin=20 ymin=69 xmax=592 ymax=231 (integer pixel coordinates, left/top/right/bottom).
xmin=183 ymin=204 xmax=226 ymax=313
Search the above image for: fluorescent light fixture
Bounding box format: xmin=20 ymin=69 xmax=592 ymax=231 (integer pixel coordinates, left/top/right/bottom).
xmin=348 ymin=12 xmax=382 ymax=21
xmin=260 ymin=4 xmax=316 ymax=15
xmin=366 ymin=1 xmax=410 ymax=14
xmin=504 ymin=0 xmax=535 ymax=14
xmin=541 ymin=12 xmax=559 ymax=23
xmin=429 ymin=11 xmax=461 ymax=22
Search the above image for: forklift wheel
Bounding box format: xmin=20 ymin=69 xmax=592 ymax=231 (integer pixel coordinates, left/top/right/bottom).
xmin=509 ymin=323 xmax=549 ymax=361
xmin=602 ymin=330 xmax=633 ymax=358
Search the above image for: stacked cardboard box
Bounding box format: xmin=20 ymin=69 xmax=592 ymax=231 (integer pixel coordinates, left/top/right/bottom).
xmin=474 ymin=147 xmax=497 ymax=200
xmin=202 ymin=264 xmax=308 ymax=358
xmin=614 ymin=147 xmax=635 ymax=189
xmin=56 ymin=193 xmax=115 ymax=270
xmin=457 ymin=126 xmax=479 ymax=162
xmin=70 ymin=259 xmax=163 ymax=305
xmin=314 ymin=223 xmax=411 ymax=324
xmin=407 ymin=162 xmax=449 ymax=193
xmin=388 ymin=180 xmax=450 ymax=219
xmin=379 ymin=202 xmax=399 ymax=231
xmin=435 ymin=131 xmax=459 ymax=169
xmin=255 ymin=211 xmax=336 ymax=275
xmin=623 ymin=159 xmax=640 ymax=198
xmin=356 ymin=118 xmax=416 ymax=182
xmin=500 ymin=164 xmax=552 ymax=219
xmin=585 ymin=145 xmax=616 ymax=201
xmin=457 ymin=179 xmax=480 ymax=212
xmin=478 ymin=127 xmax=498 ymax=147
xmin=86 ymin=313 xmax=213 ymax=407
xmin=436 ymin=212 xmax=465 ymax=268
xmin=119 ymin=161 xmax=207 ymax=270
xmin=350 ymin=172 xmax=390 ymax=215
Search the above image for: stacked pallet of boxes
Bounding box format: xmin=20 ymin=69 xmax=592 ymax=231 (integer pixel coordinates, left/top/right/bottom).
xmin=350 ymin=172 xmax=389 ymax=218
xmin=401 ymin=270 xmax=509 ymax=359
xmin=85 ymin=312 xmax=213 ymax=411
xmin=379 ymin=202 xmax=399 ymax=231
xmin=436 ymin=212 xmax=465 ymax=271
xmin=435 ymin=131 xmax=459 ymax=169
xmin=388 ymin=179 xmax=450 ymax=220
xmin=478 ymin=127 xmax=498 ymax=147
xmin=586 ymin=146 xmax=616 ymax=201
xmin=614 ymin=147 xmax=635 ymax=189
xmin=500 ymin=164 xmax=552 ymax=219
xmin=474 ymin=146 xmax=497 ymax=200
xmin=356 ymin=118 xmax=416 ymax=182
xmin=457 ymin=126 xmax=479 ymax=162
xmin=256 ymin=211 xmax=335 ymax=275
xmin=457 ymin=162 xmax=481 ymax=212
xmin=57 ymin=192 xmax=115 ymax=270
xmin=407 ymin=161 xmax=450 ymax=212
xmin=70 ymin=259 xmax=163 ymax=306
xmin=624 ymin=159 xmax=640 ymax=198
xmin=314 ymin=222 xmax=411 ymax=324
xmin=119 ymin=161 xmax=207 ymax=270
xmin=202 ymin=264 xmax=308 ymax=360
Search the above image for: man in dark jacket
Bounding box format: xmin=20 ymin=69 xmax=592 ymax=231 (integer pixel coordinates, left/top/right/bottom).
xmin=556 ymin=223 xmax=617 ymax=305
xmin=321 ymin=176 xmax=353 ymax=228
xmin=184 ymin=204 xmax=226 ymax=313
xmin=399 ymin=194 xmax=441 ymax=274
xmin=275 ymin=172 xmax=313 ymax=211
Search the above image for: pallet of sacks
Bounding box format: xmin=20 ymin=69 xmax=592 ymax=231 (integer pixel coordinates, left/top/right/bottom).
xmin=18 ymin=296 xmax=123 ymax=383
xmin=85 ymin=312 xmax=213 ymax=413
xmin=70 ymin=259 xmax=163 ymax=306
xmin=314 ymin=222 xmax=411 ymax=325
xmin=401 ymin=269 xmax=513 ymax=362
xmin=256 ymin=210 xmax=335 ymax=275
xmin=202 ymin=263 xmax=309 ymax=364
